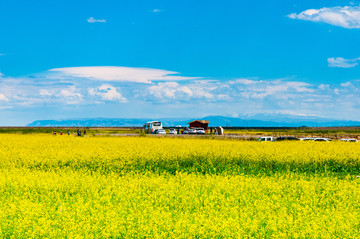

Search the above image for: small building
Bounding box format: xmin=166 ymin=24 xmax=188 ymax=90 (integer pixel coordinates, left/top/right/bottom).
xmin=188 ymin=120 xmax=209 ymax=131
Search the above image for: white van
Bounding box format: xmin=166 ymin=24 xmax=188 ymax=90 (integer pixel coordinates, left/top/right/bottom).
xmin=258 ymin=136 xmax=274 ymax=142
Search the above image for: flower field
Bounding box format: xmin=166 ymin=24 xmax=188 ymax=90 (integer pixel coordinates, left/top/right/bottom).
xmin=0 ymin=134 xmax=360 ymax=237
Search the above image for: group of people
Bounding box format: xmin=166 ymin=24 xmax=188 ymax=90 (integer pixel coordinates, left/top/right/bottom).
xmin=77 ymin=129 xmax=86 ymax=136
xmin=52 ymin=129 xmax=87 ymax=136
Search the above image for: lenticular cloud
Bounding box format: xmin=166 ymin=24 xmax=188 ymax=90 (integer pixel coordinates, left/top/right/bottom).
xmin=288 ymin=6 xmax=360 ymax=29
xmin=49 ymin=66 xmax=199 ymax=83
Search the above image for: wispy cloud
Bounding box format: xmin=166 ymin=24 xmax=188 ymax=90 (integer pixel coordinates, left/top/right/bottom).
xmin=152 ymin=9 xmax=163 ymax=13
xmin=227 ymin=79 xmax=314 ymax=100
xmin=49 ymin=66 xmax=200 ymax=83
xmin=328 ymin=57 xmax=360 ymax=68
xmin=288 ymin=6 xmax=360 ymax=29
xmin=341 ymin=81 xmax=352 ymax=87
xmin=137 ymin=78 xmax=316 ymax=105
xmin=87 ymin=17 xmax=106 ymax=23
xmin=0 ymin=94 xmax=8 ymax=102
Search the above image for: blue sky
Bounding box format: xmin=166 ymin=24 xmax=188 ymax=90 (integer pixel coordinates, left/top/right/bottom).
xmin=0 ymin=0 xmax=360 ymax=125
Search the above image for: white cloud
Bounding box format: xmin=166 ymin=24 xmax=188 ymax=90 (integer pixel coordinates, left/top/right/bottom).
xmin=143 ymin=78 xmax=318 ymax=104
xmin=152 ymin=9 xmax=163 ymax=13
xmin=147 ymin=82 xmax=194 ymax=99
xmin=318 ymin=84 xmax=330 ymax=90
xmin=288 ymin=6 xmax=360 ymax=29
xmin=49 ymin=66 xmax=199 ymax=83
xmin=341 ymin=81 xmax=352 ymax=87
xmin=230 ymin=79 xmax=257 ymax=85
xmin=88 ymin=84 xmax=127 ymax=102
xmin=2 ymin=67 xmax=360 ymax=120
xmin=58 ymin=86 xmax=83 ymax=104
xmin=39 ymin=89 xmax=52 ymax=96
xmin=145 ymin=81 xmax=217 ymax=101
xmin=328 ymin=57 xmax=360 ymax=68
xmin=87 ymin=17 xmax=106 ymax=23
xmin=232 ymin=79 xmax=314 ymax=100
xmin=0 ymin=94 xmax=8 ymax=101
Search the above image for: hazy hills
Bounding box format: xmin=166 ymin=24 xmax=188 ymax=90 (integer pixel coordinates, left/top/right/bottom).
xmin=28 ymin=114 xmax=360 ymax=127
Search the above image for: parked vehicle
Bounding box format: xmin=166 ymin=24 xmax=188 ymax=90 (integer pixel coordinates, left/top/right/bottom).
xmin=313 ymin=138 xmax=331 ymax=142
xmin=182 ymin=128 xmax=203 ymax=134
xmin=300 ymin=137 xmax=315 ymax=141
xmin=169 ymin=129 xmax=177 ymax=135
xmin=340 ymin=138 xmax=358 ymax=142
xmin=196 ymin=128 xmax=205 ymax=135
xmin=154 ymin=129 xmax=166 ymax=135
xmin=275 ymin=137 xmax=300 ymax=141
xmin=258 ymin=136 xmax=274 ymax=142
xmin=188 ymin=128 xmax=198 ymax=134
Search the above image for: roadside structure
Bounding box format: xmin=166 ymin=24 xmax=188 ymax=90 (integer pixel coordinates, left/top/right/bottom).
xmin=188 ymin=120 xmax=209 ymax=132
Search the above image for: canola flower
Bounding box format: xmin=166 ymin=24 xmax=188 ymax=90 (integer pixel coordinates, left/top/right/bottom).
xmin=0 ymin=134 xmax=359 ymax=237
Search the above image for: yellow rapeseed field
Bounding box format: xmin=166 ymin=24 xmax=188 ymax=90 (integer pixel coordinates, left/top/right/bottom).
xmin=0 ymin=134 xmax=360 ymax=238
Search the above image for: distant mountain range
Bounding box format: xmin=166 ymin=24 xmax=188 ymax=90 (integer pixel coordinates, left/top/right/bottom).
xmin=28 ymin=114 xmax=360 ymax=127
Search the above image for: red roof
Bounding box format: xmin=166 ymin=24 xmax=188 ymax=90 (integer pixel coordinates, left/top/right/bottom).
xmin=188 ymin=120 xmax=209 ymax=124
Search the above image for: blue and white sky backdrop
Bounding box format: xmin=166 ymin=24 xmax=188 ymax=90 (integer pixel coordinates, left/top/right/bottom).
xmin=1 ymin=0 xmax=360 ymax=125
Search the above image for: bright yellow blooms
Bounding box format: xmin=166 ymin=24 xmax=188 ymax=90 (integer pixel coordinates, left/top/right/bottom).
xmin=0 ymin=134 xmax=359 ymax=237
